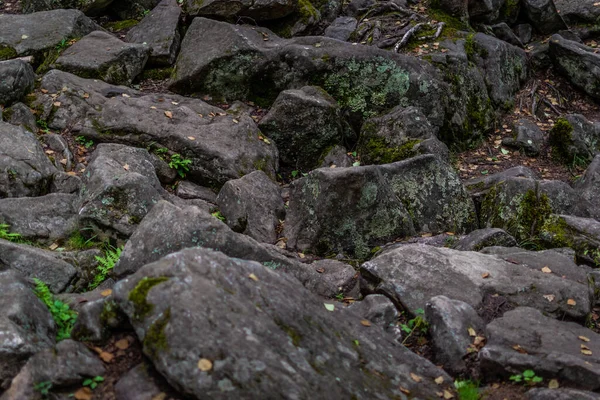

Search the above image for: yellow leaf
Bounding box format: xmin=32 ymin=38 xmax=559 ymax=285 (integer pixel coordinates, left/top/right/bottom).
xmin=198 ymin=358 xmax=213 ymax=371
xmin=123 ymin=164 xmax=129 ymax=170
xmin=481 ymin=272 xmax=490 ymax=279
xmin=399 ymin=387 xmax=410 ymax=395
xmin=164 ymin=111 xmax=173 ymax=119
xmin=443 ymin=390 xmax=454 ymax=399
xmin=582 ymin=349 xmax=593 ymax=355
xmin=434 ymin=376 xmax=444 ymax=384
xmin=101 ymin=289 xmax=112 ymax=297
xmin=83 ymin=93 xmax=90 ymax=99
xmin=467 ymin=327 xmax=476 ymax=337
xmin=74 ymin=387 xmax=93 ymax=400
xmin=115 ymin=338 xmax=130 ymax=350
xmin=548 ymin=379 xmax=559 ymax=389
xmin=410 ymin=373 xmax=422 ymax=382
xmin=360 ymin=320 xmax=372 ymax=327
xmin=298 ymin=253 xmax=305 ymax=259
xmin=581 ymin=344 xmax=590 ymax=350
xmin=187 ymin=136 xmax=196 ymax=141
xmin=579 ymin=336 xmax=591 ymax=342
xmin=53 ymin=101 xmax=61 ymax=107
xmin=263 ymin=138 xmax=271 ymax=144
xmin=99 ymin=351 xmax=114 ymax=362
xmin=248 ymin=273 xmax=259 ymax=281
xmin=541 ymin=266 xmax=552 ymax=273
xmin=49 ymin=243 xmax=59 ymax=250
xmin=567 ymin=299 xmax=577 ymax=306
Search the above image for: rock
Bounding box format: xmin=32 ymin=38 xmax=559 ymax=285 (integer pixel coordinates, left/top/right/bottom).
xmin=432 ymin=0 xmax=469 ymax=21
xmin=43 ymin=133 xmax=74 ymax=171
xmin=115 ymin=363 xmax=181 ymax=400
xmin=258 ymin=86 xmax=350 ymax=169
xmin=319 ymin=145 xmax=353 ymax=168
xmin=344 ymin=294 xmax=399 ymax=329
xmin=323 ymin=17 xmax=358 ymax=41
xmin=113 ymin=247 xmax=453 ymax=399
xmin=492 ymin=22 xmax=524 ymax=47
xmin=465 ymin=166 xmax=537 ymax=200
xmin=0 ymin=340 xmax=105 ymax=399
xmin=37 ymin=70 xmax=278 ymax=188
xmin=54 ymin=31 xmax=149 ymax=85
xmin=284 ymin=155 xmax=477 ymax=259
xmin=425 ymin=295 xmax=485 ymax=374
xmin=575 ymin=155 xmax=600 ymax=213
xmin=183 ymin=0 xmax=295 ymax=20
xmin=21 ymin=0 xmax=115 ymax=14
xmin=169 ymin=18 xmax=446 ymax=129
xmin=502 ymin=118 xmax=545 ymax=156
xmin=480 ymin=307 xmax=600 ymax=390
xmin=0 ymin=270 xmax=55 ymax=389
xmin=549 ymin=114 xmax=600 ymax=164
xmin=554 ymin=0 xmax=600 ymax=25
xmin=359 ymin=243 xmax=591 ymax=320
xmin=0 ymin=122 xmax=57 ymax=198
xmin=110 ymin=0 xmax=161 ymax=19
xmin=50 ymin=172 xmax=82 ymax=194
xmin=78 ymin=144 xmax=168 ymax=240
xmin=470 ymin=33 xmax=528 ymax=108
xmin=0 ymin=60 xmax=35 ymax=106
xmin=175 ymin=181 xmax=217 ymax=203
xmin=305 ymin=259 xmax=359 ymax=298
xmin=468 ymin=0 xmax=503 ymax=23
xmin=522 ymin=0 xmax=568 ymax=34
xmin=527 ymin=388 xmax=600 ymax=399
xmin=357 ymin=106 xmax=449 ymax=164
xmin=2 ymin=102 xmax=37 ymax=132
xmin=540 ymin=214 xmax=600 ymax=266
xmin=550 ymin=34 xmax=600 ymax=101
xmin=126 ymin=0 xmax=181 ymax=67
xmin=0 ymin=10 xmax=98 ymax=62
xmin=216 ymin=171 xmax=285 ymax=244
xmin=452 ymin=228 xmax=517 ymax=251
xmin=71 ymin=294 xmax=125 ymax=343
xmin=0 ymin=193 xmax=78 ymax=244
xmin=515 ymin=24 xmax=533 ymax=44
xmin=530 ymin=41 xmax=552 ymax=70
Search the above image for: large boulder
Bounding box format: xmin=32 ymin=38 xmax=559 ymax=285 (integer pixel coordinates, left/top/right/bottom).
xmin=360 ymin=244 xmax=591 ymax=320
xmin=36 ymin=70 xmax=278 ymax=188
xmin=113 ymin=247 xmax=453 ymax=399
xmin=549 ymin=114 xmax=600 ymax=164
xmin=522 ymin=0 xmax=568 ymax=34
xmin=183 ymin=0 xmax=296 ymax=21
xmin=110 ymin=0 xmax=162 ymax=19
xmin=576 ymin=155 xmax=600 ymax=213
xmin=284 ymin=155 xmax=477 ymax=259
xmin=502 ymin=118 xmax=545 ymax=156
xmin=0 ymin=122 xmax=57 ymax=198
xmin=0 ymin=60 xmax=35 ymax=106
xmin=20 ymin=0 xmax=115 ymax=14
xmin=554 ymin=0 xmax=600 ymax=25
xmin=0 ymin=270 xmax=55 ymax=389
xmin=54 ymin=31 xmax=149 ymax=85
xmin=540 ymin=214 xmax=600 ymax=266
xmin=468 ymin=0 xmax=504 ymax=23
xmin=0 ymin=10 xmax=98 ymax=62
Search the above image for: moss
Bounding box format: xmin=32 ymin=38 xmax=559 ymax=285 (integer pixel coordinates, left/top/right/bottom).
xmin=143 ymin=308 xmax=170 ymax=358
xmin=549 ymin=117 xmax=574 ymax=163
xmin=540 ymin=215 xmax=572 ymax=248
xmin=139 ymin=68 xmax=174 ymax=81
xmin=0 ymin=45 xmax=17 ymax=61
xmin=35 ymin=48 xmax=62 ymax=75
xmin=104 ymin=19 xmax=140 ymax=32
xmin=500 ymin=0 xmax=520 ymax=19
xmin=427 ymin=7 xmax=470 ymax=31
xmin=128 ymin=276 xmax=169 ymax=319
xmin=298 ymin=0 xmax=319 ymax=23
xmin=360 ymin=136 xmax=421 ymax=164
xmin=274 ymin=319 xmax=302 ymax=347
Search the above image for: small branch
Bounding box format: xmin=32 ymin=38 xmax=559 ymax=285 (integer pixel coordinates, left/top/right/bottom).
xmin=418 ymin=22 xmax=445 ymax=40
xmin=394 ymin=22 xmax=425 ymax=52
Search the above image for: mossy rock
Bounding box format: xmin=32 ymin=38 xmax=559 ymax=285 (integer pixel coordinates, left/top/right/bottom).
xmin=0 ymin=45 xmax=17 ymax=61
xmin=549 ymin=117 xmax=574 ymax=163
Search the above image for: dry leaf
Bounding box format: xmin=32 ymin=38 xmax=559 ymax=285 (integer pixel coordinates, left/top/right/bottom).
xmin=473 ymin=336 xmax=485 ymax=346
xmin=150 ymin=106 xmax=157 ymax=109
xmin=151 ymin=393 xmax=167 ymax=400
xmin=101 ymin=289 xmax=112 ymax=297
xmin=164 ymin=111 xmax=173 ymax=119
xmin=248 ymin=273 xmax=259 ymax=281
xmin=316 ymin=267 xmax=325 ymax=273
xmin=579 ymin=336 xmax=591 ymax=342
xmin=541 ymin=266 xmax=552 ymax=273
xmin=543 ymin=294 xmax=555 ymax=302
xmin=115 ymin=339 xmax=130 ymax=350
xmin=41 ymin=89 xmax=49 ymax=94
xmin=187 ymin=136 xmax=196 ymax=140
xmin=232 ymin=119 xmax=239 ymax=124
xmin=122 ymin=93 xmax=130 ymax=98
xmin=74 ymin=387 xmax=93 ymax=400
xmin=512 ymin=344 xmax=527 ymax=354
xmin=99 ymin=351 xmax=114 ymax=362
xmin=49 ymin=243 xmax=59 ymax=250
xmin=123 ymin=164 xmax=129 ymax=170
xmin=581 ymin=344 xmax=591 ymax=350
xmin=298 ymin=253 xmax=305 ymax=259
xmin=60 ymin=159 xmax=67 ymax=165
xmin=360 ymin=320 xmax=372 ymax=327
xmin=582 ymin=349 xmax=593 ymax=355
xmin=83 ymin=93 xmax=90 ymax=99
xmin=443 ymin=390 xmax=454 ymax=399
xmin=53 ymin=101 xmax=61 ymax=107
xmin=567 ymin=299 xmax=577 ymax=306
xmin=548 ymin=379 xmax=559 ymax=389
xmin=481 ymin=272 xmax=490 ymax=279
xmin=434 ymin=376 xmax=444 ymax=384
xmin=399 ymin=387 xmax=410 ymax=395
xmin=467 ymin=327 xmax=476 ymax=337
xmin=171 ymin=101 xmax=179 ymax=105
xmin=198 ymin=358 xmax=213 ymax=371
xmin=410 ymin=373 xmax=422 ymax=383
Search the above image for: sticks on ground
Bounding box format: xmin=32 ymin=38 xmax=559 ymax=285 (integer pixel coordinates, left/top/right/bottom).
xmin=394 ymin=23 xmax=425 ymax=52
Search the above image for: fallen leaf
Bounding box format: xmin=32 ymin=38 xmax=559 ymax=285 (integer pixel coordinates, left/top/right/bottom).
xmin=543 ymin=294 xmax=555 ymax=302
xmin=248 ymin=273 xmax=259 ymax=281
xmin=164 ymin=111 xmax=173 ymax=119
xmin=150 ymin=106 xmax=157 ymax=109
xmin=481 ymin=272 xmax=490 ymax=279
xmin=410 ymin=373 xmax=422 ymax=382
xmin=99 ymin=351 xmax=114 ymax=362
xmin=399 ymin=387 xmax=410 ymax=395
xmin=53 ymin=101 xmax=61 ymax=107
xmin=171 ymin=101 xmax=179 ymax=105
xmin=548 ymin=379 xmax=559 ymax=389
xmin=100 ymin=289 xmax=112 ymax=297
xmin=49 ymin=243 xmax=59 ymax=250
xmin=60 ymin=159 xmax=67 ymax=165
xmin=435 ymin=376 xmax=444 ymax=384
xmin=316 ymin=267 xmax=325 ymax=273
xmin=41 ymin=89 xmax=49 ymax=94
xmin=187 ymin=136 xmax=196 ymax=141
xmin=21 ymin=34 xmax=28 ymax=39
xmin=232 ymin=119 xmax=239 ymax=124
xmin=123 ymin=163 xmax=129 ymax=170
xmin=512 ymin=344 xmax=527 ymax=354
xmin=360 ymin=320 xmax=372 ymax=327
xmin=468 ymin=327 xmax=476 ymax=337
xmin=151 ymin=393 xmax=167 ymax=400
xmin=263 ymin=138 xmax=271 ymax=145
xmin=74 ymin=387 xmax=93 ymax=400
xmin=198 ymin=358 xmax=213 ymax=371
xmin=122 ymin=93 xmax=130 ymax=98
xmin=579 ymin=336 xmax=591 ymax=342
xmin=443 ymin=390 xmax=454 ymax=399
xmin=298 ymin=253 xmax=305 ymax=259
xmin=582 ymin=349 xmax=593 ymax=355
xmin=324 ymin=303 xmax=335 ymax=311
xmin=83 ymin=93 xmax=90 ymax=99
xmin=473 ymin=336 xmax=485 ymax=346
xmin=567 ymin=299 xmax=577 ymax=306
xmin=541 ymin=266 xmax=552 ymax=273
xmin=115 ymin=338 xmax=130 ymax=350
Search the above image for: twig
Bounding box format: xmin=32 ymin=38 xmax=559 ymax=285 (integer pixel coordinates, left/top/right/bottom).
xmin=541 ymin=97 xmax=561 ymax=115
xmin=394 ymin=23 xmax=424 ymax=52
xmin=418 ymin=22 xmax=445 ymax=40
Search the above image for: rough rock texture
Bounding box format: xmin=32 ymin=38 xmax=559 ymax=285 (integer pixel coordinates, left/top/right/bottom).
xmin=20 ymin=0 xmax=114 ymax=14
xmin=54 ymin=31 xmax=150 ymax=85
xmin=576 ymin=155 xmax=600 ymax=212
xmin=0 ymin=270 xmax=55 ymax=389
xmin=0 ymin=10 xmax=98 ymax=61
xmin=522 ymin=0 xmax=568 ymax=34
xmin=216 ymin=171 xmax=285 ymax=244
xmin=0 ymin=122 xmax=57 ymax=198
xmin=480 ymin=307 xmax=600 ymax=390
xmin=183 ymin=0 xmax=295 ymax=20
xmin=452 ymin=228 xmax=517 ymax=251
xmin=36 ymin=70 xmax=278 ymax=188
xmin=540 ymin=214 xmax=600 ymax=265
xmin=468 ymin=0 xmax=503 ymax=23
xmin=115 ymin=363 xmax=181 ymax=400
xmin=554 ymin=0 xmax=600 ymax=25
xmin=258 ymin=86 xmax=350 ymax=169
xmin=526 ymin=388 xmax=600 ymax=399
xmin=502 ymin=118 xmax=545 ymax=156
xmin=324 ymin=17 xmax=358 ymax=41
xmin=0 ymin=60 xmax=35 ymax=106
xmin=344 ymin=294 xmax=399 ymax=329
xmin=284 ymin=155 xmax=477 ymax=259
xmin=113 ymin=247 xmax=453 ymax=399
xmin=319 ymin=145 xmax=353 ymax=168
xmin=465 ymin=166 xmax=538 ymax=201
xmin=360 ymin=244 xmax=591 ymax=320
xmin=0 ymin=340 xmax=105 ymax=399
xmin=551 ymin=114 xmax=600 ymax=163
xmin=126 ymin=0 xmax=181 ymax=66
xmin=110 ymin=0 xmax=161 ymax=19
xmin=175 ymin=181 xmax=217 ymax=203
xmin=2 ymin=102 xmax=37 ymax=133
xmin=0 ymin=193 xmax=78 ymax=244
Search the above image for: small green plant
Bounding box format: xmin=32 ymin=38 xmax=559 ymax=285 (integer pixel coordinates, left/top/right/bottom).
xmin=89 ymin=245 xmax=123 ymax=290
xmin=55 ymin=38 xmax=69 ymax=50
xmin=169 ymin=153 xmax=192 ymax=178
xmin=67 ymin=230 xmax=98 ymax=250
xmin=509 ymin=369 xmax=543 ymax=384
xmin=33 ymin=279 xmax=77 ymax=341
xmin=335 ymin=292 xmax=345 ymax=301
xmin=211 ymin=210 xmax=226 ymax=222
xmin=82 ymin=376 xmax=104 ymax=390
xmin=0 ymin=223 xmax=23 ymax=242
xmin=291 ymin=170 xmax=299 ymax=178
xmin=400 ymin=308 xmax=428 ymax=344
xmin=583 ymin=248 xmax=600 ymax=265
xmin=75 ymin=136 xmax=94 ymax=149
xmin=33 ymin=381 xmax=52 ymax=397
xmin=455 ymin=380 xmax=480 ymax=400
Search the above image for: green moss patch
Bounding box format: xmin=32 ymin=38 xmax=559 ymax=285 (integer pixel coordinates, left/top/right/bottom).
xmin=0 ymin=45 xmax=17 ymax=61
xmin=549 ymin=117 xmax=574 ymax=163
xmin=144 ymin=308 xmax=171 ymax=358
xmin=128 ymin=276 xmax=169 ymax=319
xmin=360 ymin=136 xmax=421 ymax=164
xmin=104 ymin=19 xmax=140 ymax=32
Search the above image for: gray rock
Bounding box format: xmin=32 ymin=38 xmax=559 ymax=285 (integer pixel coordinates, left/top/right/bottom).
xmin=360 ymin=243 xmax=591 ymax=320
xmin=284 ymin=155 xmax=477 ymax=259
xmin=465 ymin=166 xmax=537 ymax=200
xmin=432 ymin=0 xmax=468 ymax=20
xmin=50 ymin=172 xmax=82 ymax=194
xmin=576 ymin=155 xmax=600 ymax=214
xmin=216 ymin=171 xmax=285 ymax=244
xmin=0 ymin=193 xmax=78 ymax=245
xmin=0 ymin=270 xmax=55 ymax=389
xmin=43 ymin=133 xmax=74 ymax=172
xmin=175 ymin=181 xmax=217 ymax=203
xmin=492 ymin=22 xmax=524 ymax=47
xmin=71 ymin=295 xmax=125 ymax=343
xmin=550 ymin=114 xmax=600 ymax=164
xmin=110 ymin=0 xmax=161 ymax=19
xmin=37 ymin=70 xmax=278 ymax=188
xmin=530 ymin=41 xmax=552 ymax=70
xmin=259 ymin=86 xmax=350 ymax=170
xmin=0 ymin=10 xmax=99 ymax=61
xmin=2 ymin=102 xmax=37 ymax=133
xmin=0 ymin=122 xmax=57 ymax=198
xmin=184 ymin=0 xmax=295 ymax=20
xmin=306 ymin=259 xmax=359 ymax=298
xmin=113 ymin=247 xmax=453 ymax=399
xmin=425 ymin=295 xmax=485 ymax=374
xmin=21 ymin=0 xmax=115 ymax=14
xmin=527 ymin=388 xmax=600 ymax=399
xmin=357 ymin=106 xmax=449 ymax=164
xmin=344 ymin=294 xmax=399 ymax=329
xmin=480 ymin=307 xmax=600 ymax=390
xmin=126 ymin=0 xmax=181 ymax=67
xmin=502 ymin=118 xmax=545 ymax=156
xmin=54 ymin=31 xmax=149 ymax=85
xmin=515 ymin=24 xmax=533 ymax=44
xmin=550 ymin=34 xmax=600 ymax=101
xmin=319 ymin=145 xmax=353 ymax=168
xmin=115 ymin=363 xmax=181 ymax=400
xmin=540 ymin=214 xmax=600 ymax=266
xmin=468 ymin=0 xmax=503 ymax=23
xmin=0 ymin=60 xmax=35 ymax=106
xmin=0 ymin=340 xmax=105 ymax=399
xmin=324 ymin=17 xmax=358 ymax=41
xmin=522 ymin=0 xmax=568 ymax=34
xmin=554 ymin=0 xmax=600 ymax=25
xmin=452 ymin=228 xmax=517 ymax=251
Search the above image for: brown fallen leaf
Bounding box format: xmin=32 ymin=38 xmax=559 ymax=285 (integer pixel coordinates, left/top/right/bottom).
xmin=99 ymin=351 xmax=114 ymax=362
xmin=164 ymin=111 xmax=173 ymax=119
xmin=481 ymin=272 xmax=490 ymax=279
xmin=582 ymin=349 xmax=593 ymax=355
xmin=123 ymin=163 xmax=129 ymax=170
xmin=74 ymin=387 xmax=93 ymax=400
xmin=360 ymin=320 xmax=372 ymax=327
xmin=543 ymin=294 xmax=555 ymax=302
xmin=115 ymin=338 xmax=130 ymax=350
xmin=399 ymin=387 xmax=410 ymax=395
xmin=53 ymin=101 xmax=61 ymax=107
xmin=410 ymin=373 xmax=422 ymax=382
xmin=100 ymin=289 xmax=112 ymax=297
xmin=579 ymin=336 xmax=591 ymax=342
xmin=316 ymin=268 xmax=325 ymax=273
xmin=41 ymin=89 xmax=49 ymax=94
xmin=151 ymin=393 xmax=167 ymax=400
xmin=581 ymin=344 xmax=591 ymax=350
xmin=467 ymin=327 xmax=476 ymax=337
xmin=541 ymin=266 xmax=552 ymax=273
xmin=434 ymin=376 xmax=444 ymax=385
xmin=49 ymin=243 xmax=59 ymax=250
xmin=198 ymin=358 xmax=213 ymax=371
xmin=512 ymin=344 xmax=527 ymax=354
xmin=567 ymin=299 xmax=577 ymax=306
xmin=443 ymin=390 xmax=454 ymax=399
xmin=248 ymin=273 xmax=258 ymax=281
xmin=83 ymin=93 xmax=90 ymax=99
xmin=548 ymin=379 xmax=559 ymax=389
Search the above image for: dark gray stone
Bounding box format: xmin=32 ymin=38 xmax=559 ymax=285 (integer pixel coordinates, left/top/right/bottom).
xmin=492 ymin=22 xmax=524 ymax=47
xmin=576 ymin=155 xmax=600 ymax=214
xmin=452 ymin=228 xmax=517 ymax=251
xmin=502 ymin=118 xmax=545 ymax=156
xmin=468 ymin=0 xmax=503 ymax=23
xmin=183 ymin=0 xmax=295 ymax=20
xmin=43 ymin=133 xmax=74 ymax=172
xmin=324 ymin=17 xmax=358 ymax=41
xmin=465 ymin=166 xmax=537 ymax=200
xmin=319 ymin=145 xmax=353 ymax=168
xmin=2 ymin=102 xmax=37 ymax=133
xmin=216 ymin=171 xmax=284 ymax=244
xmin=522 ymin=0 xmax=568 ymax=34
xmin=115 ymin=363 xmax=182 ymax=400
xmin=432 ymin=0 xmax=468 ymax=20
xmin=50 ymin=172 xmax=82 ymax=194
xmin=113 ymin=247 xmax=453 ymax=399
xmin=306 ymin=259 xmax=359 ymax=299
xmin=0 ymin=60 xmax=35 ymax=106
xmin=551 ymin=114 xmax=600 ymax=164
xmin=175 ymin=181 xmax=217 ymax=203
xmin=554 ymin=0 xmax=600 ymax=25
xmin=530 ymin=41 xmax=551 ymax=70
xmin=344 ymin=294 xmax=399 ymax=329
xmin=110 ymin=0 xmax=161 ymax=19
xmin=527 ymin=388 xmax=600 ymax=399
xmin=514 ymin=24 xmax=533 ymax=44
xmin=540 ymin=214 xmax=600 ymax=266
xmin=21 ymin=0 xmax=114 ymax=14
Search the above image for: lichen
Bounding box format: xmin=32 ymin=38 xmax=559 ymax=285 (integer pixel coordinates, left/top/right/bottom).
xmin=128 ymin=276 xmax=169 ymax=319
